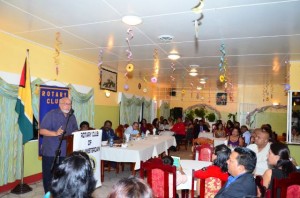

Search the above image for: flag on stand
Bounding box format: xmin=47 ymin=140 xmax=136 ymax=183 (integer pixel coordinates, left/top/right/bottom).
xmin=15 ymin=58 xmax=33 ymax=144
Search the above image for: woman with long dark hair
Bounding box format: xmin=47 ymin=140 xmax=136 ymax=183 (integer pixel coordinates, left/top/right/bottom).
xmin=262 ymin=142 xmax=296 ymax=190
xmin=45 ymin=151 xmax=96 ymax=198
xmin=194 ymin=144 xmax=231 ymax=197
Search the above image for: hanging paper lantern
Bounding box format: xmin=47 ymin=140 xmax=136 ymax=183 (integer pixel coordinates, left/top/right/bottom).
xmin=124 ymin=84 xmax=129 ymax=91
xmin=151 ymin=77 xmax=157 ymax=83
xmin=126 ymin=63 xmax=134 ymax=72
xmin=284 ymin=84 xmax=290 ymax=91
xmin=143 ymin=88 xmax=147 ymax=93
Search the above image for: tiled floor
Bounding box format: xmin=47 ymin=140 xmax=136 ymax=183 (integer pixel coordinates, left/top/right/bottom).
xmin=0 ymin=145 xmax=193 ymax=198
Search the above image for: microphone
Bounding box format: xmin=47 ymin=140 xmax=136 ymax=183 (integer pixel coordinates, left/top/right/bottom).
xmin=69 ymin=108 xmax=74 ymax=116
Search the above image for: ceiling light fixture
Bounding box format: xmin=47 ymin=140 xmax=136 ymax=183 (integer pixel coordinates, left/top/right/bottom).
xmin=122 ymin=15 xmax=142 ymax=26
xmin=199 ymin=78 xmax=206 ymax=84
xmin=196 ymin=86 xmax=202 ymax=90
xmin=189 ymin=65 xmax=199 ymax=76
xmin=168 ymin=53 xmax=180 ymax=60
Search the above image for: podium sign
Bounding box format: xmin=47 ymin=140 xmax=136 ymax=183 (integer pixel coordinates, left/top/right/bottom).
xmin=72 ymin=130 xmax=102 ymax=187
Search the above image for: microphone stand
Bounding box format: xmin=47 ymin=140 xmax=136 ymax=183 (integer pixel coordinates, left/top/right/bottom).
xmin=51 ymin=109 xmax=74 ymax=173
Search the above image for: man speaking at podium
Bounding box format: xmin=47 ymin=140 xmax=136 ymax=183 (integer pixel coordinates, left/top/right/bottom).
xmin=40 ymin=97 xmax=78 ymax=193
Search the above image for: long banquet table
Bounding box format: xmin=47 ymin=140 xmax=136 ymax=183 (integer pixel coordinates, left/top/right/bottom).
xmin=100 ymin=135 xmax=176 ymax=181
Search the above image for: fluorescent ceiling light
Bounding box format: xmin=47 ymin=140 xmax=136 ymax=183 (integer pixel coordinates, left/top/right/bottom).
xmin=168 ymin=54 xmax=181 ymax=60
xmin=122 ymin=15 xmax=142 ymax=25
xmin=199 ymin=79 xmax=206 ymax=84
xmin=189 ymin=72 xmax=198 ymax=76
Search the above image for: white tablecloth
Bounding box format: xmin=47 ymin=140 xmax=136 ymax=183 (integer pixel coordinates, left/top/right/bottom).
xmin=159 ymin=131 xmax=174 ymax=136
xmin=213 ymin=138 xmax=227 ymax=147
xmin=101 ymin=135 xmax=176 ymax=170
xmin=198 ymin=132 xmax=214 ymax=139
xmin=177 ymin=160 xmax=212 ymax=190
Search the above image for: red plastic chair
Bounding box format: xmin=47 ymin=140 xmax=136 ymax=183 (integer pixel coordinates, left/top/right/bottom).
xmin=272 ymin=172 xmax=300 ymax=198
xmin=140 ymin=158 xmax=177 ymax=198
xmin=193 ymin=144 xmax=213 ymax=161
xmin=191 ymin=169 xmax=227 ymax=198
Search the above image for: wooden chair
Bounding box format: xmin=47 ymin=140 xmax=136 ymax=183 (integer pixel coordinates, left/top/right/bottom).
xmin=272 ymin=172 xmax=300 ymax=198
xmin=177 ymin=137 xmax=188 ymax=151
xmin=193 ymin=144 xmax=213 ymax=161
xmin=191 ymin=169 xmax=227 ymax=198
xmin=140 ymin=158 xmax=177 ymax=198
xmin=255 ymin=175 xmax=267 ymax=198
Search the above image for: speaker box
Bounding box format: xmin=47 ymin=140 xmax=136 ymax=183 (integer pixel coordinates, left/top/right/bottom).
xmin=169 ymin=88 xmax=176 ymax=96
xmin=173 ymin=107 xmax=183 ymax=119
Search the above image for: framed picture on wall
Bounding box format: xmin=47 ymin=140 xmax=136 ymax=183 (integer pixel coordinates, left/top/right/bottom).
xmin=216 ymin=93 xmax=227 ymax=105
xmin=100 ymin=68 xmax=117 ymax=92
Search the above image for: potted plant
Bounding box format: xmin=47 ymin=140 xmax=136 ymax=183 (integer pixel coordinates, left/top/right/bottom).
xmin=194 ymin=107 xmax=206 ymax=119
xmin=185 ymin=109 xmax=195 ymax=121
xmin=206 ymin=113 xmax=216 ymax=122
xmin=228 ymin=112 xmax=237 ymax=122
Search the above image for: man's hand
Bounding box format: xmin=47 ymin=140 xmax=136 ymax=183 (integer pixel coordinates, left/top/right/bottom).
xmin=56 ymin=126 xmax=64 ymax=136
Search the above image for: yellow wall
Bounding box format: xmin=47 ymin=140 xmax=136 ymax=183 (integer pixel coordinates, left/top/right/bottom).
xmin=24 ymin=141 xmax=42 ymax=177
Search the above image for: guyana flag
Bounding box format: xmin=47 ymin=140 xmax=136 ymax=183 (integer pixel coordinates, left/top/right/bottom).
xmin=15 ymin=58 xmax=33 ymax=144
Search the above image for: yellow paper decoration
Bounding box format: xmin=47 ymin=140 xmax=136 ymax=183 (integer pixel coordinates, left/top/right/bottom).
xmin=126 ymin=64 xmax=134 ymax=72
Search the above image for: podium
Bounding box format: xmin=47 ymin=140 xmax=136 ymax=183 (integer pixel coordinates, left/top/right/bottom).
xmin=65 ymin=135 xmax=74 ymax=156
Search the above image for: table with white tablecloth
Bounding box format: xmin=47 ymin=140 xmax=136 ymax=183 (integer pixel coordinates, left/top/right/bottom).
xmin=198 ymin=132 xmax=214 ymax=139
xmin=101 ymin=135 xmax=176 ymax=170
xmin=177 ymin=160 xmax=212 ymax=190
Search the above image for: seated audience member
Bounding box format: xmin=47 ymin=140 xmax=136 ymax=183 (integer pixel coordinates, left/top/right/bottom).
xmin=292 ymin=126 xmax=300 ymax=142
xmin=214 ymin=123 xmax=226 ymax=138
xmin=233 ymin=121 xmax=240 ymax=129
xmin=161 ymin=156 xmax=187 ymax=198
xmin=124 ymin=122 xmax=139 ymax=136
xmin=45 ymin=151 xmax=96 ymax=198
xmin=247 ymin=128 xmax=271 ymax=175
xmin=171 ymin=117 xmax=186 ymax=145
xmin=227 ymin=127 xmax=244 ymax=148
xmin=108 ymin=176 xmax=153 ymax=198
xmin=261 ymin=124 xmax=277 ymax=143
xmin=262 ymin=142 xmax=296 ymax=191
xmin=241 ymin=125 xmax=251 ymax=146
xmin=80 ymin=121 xmax=93 ymax=131
xmin=199 ymin=119 xmax=210 ymax=133
xmin=194 ymin=144 xmax=231 ymax=197
xmin=152 ymin=118 xmax=159 ymax=134
xmin=215 ymin=147 xmax=257 ymax=198
xmin=140 ymin=119 xmax=147 ymax=134
xmin=168 ymin=117 xmax=174 ymax=130
xmin=101 ymin=120 xmax=119 ymax=141
xmin=159 ymin=119 xmax=170 ymax=131
xmin=250 ymin=130 xmax=257 ymax=144
xmin=225 ymin=120 xmax=234 ymax=136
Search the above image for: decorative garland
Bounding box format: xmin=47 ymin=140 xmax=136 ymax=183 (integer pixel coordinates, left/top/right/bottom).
xmin=245 ymin=105 xmax=287 ymax=126
xmin=53 ymin=32 xmax=62 ymax=78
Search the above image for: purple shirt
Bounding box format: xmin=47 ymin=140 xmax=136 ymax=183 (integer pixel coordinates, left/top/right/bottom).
xmin=40 ymin=108 xmax=78 ymax=157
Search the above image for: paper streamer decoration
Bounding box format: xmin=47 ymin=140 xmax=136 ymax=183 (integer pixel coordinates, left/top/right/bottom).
xmin=126 ymin=28 xmax=133 ymax=62
xmin=191 ymin=0 xmax=204 ymax=14
xmin=126 ymin=63 xmax=134 ymax=72
xmin=124 ymin=84 xmax=129 ymax=91
xmin=53 ymin=32 xmax=62 ymax=77
xmin=151 ymin=76 xmax=157 ymax=83
xmin=219 ymin=44 xmax=226 ymax=72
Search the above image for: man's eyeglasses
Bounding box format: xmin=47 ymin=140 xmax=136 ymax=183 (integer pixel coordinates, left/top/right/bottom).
xmin=60 ymin=103 xmax=72 ymax=106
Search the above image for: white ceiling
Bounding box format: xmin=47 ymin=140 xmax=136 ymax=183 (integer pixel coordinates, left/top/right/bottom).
xmin=1 ymin=0 xmax=300 ymax=90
